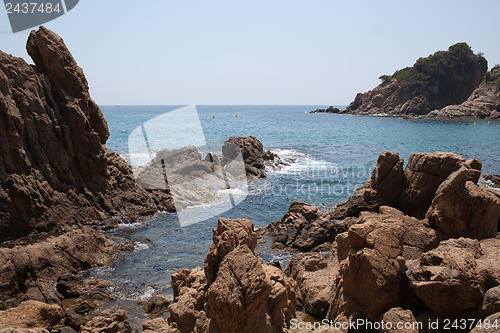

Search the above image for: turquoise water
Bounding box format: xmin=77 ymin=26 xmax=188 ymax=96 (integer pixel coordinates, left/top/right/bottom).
xmin=94 ymin=105 xmax=500 ymax=312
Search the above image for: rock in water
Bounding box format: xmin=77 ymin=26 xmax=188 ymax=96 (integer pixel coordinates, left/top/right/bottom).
xmin=0 ymin=26 xmax=156 ymax=239
xmin=340 ymin=43 xmax=487 ymax=117
xmin=145 ymin=217 xmax=297 ymax=333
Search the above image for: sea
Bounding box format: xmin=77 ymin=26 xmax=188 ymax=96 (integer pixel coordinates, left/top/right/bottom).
xmin=90 ymin=105 xmax=500 ymax=324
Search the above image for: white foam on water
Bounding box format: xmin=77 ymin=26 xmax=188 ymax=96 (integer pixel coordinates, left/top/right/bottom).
xmin=134 ymin=242 xmax=149 ymax=251
xmin=270 ymin=149 xmax=338 ymax=175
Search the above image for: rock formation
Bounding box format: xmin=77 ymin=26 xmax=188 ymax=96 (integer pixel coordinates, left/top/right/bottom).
xmin=0 ymin=227 xmax=115 ymax=310
xmin=0 ymin=26 xmax=157 ymax=239
xmin=261 ymin=201 xmax=356 ymax=251
xmin=0 ymin=301 xmax=65 ymax=332
xmin=340 ymin=43 xmax=488 ymax=117
xmin=142 ymin=217 xmax=297 ymax=333
xmin=309 ymin=106 xmax=340 ymax=114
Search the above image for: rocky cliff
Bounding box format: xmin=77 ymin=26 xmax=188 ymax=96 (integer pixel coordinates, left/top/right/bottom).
xmin=0 ymin=26 xmax=156 ymax=239
xmin=341 ymin=43 xmax=488 ymax=117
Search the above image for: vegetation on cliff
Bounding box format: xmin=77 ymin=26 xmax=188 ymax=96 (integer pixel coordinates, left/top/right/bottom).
xmin=345 ymin=42 xmax=488 ymax=116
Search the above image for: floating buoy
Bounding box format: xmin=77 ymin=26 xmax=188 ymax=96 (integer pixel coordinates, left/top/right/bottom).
xmin=380 ymin=118 xmax=382 ymax=121
xmin=365 ymin=119 xmax=368 ymax=122
xmin=473 ymin=122 xmax=476 ymax=125
xmin=212 ymin=114 xmax=215 ymax=119
xmin=235 ymin=114 xmax=238 ymax=117
xmin=488 ymin=121 xmax=491 ymax=124
xmin=280 ymin=118 xmax=283 ymax=121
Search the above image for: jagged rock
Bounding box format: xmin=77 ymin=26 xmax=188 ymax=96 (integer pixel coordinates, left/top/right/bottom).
xmin=204 ymin=218 xmax=257 ymax=285
xmin=336 ymin=151 xmax=473 ymax=219
xmin=0 ymin=227 xmax=114 ymax=309
xmin=399 ymin=152 xmax=473 ymax=218
xmin=0 ymin=301 xmax=64 ymax=331
xmin=222 ymin=136 xmax=285 ymax=179
xmin=484 ymin=174 xmax=500 ymax=188
xmin=142 ymin=318 xmax=175 ymax=333
xmin=328 ymin=209 xmax=438 ymax=321
xmin=0 ymin=329 xmax=50 ymax=333
xmin=406 ymin=238 xmax=500 ymax=317
xmin=163 ymin=218 xmax=296 ymax=333
xmin=286 ymin=253 xmax=336 ymax=318
xmin=481 ymin=286 xmax=500 ymax=318
xmin=340 ymin=43 xmax=487 ymax=117
xmin=264 ymin=201 xmax=355 ymax=251
xmin=0 ymin=26 xmax=156 ymax=239
xmin=378 ymin=307 xmax=419 ymax=333
xmin=145 ymin=296 xmax=171 ymax=315
xmin=426 ymin=166 xmax=500 ymax=239
xmin=80 ymin=309 xmax=133 ymax=333
xmin=56 ymin=275 xmax=112 ymax=299
xmin=428 ymin=81 xmax=500 ymax=119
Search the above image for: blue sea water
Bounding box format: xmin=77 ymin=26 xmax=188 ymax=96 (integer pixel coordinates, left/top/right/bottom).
xmin=92 ymin=105 xmax=500 ymax=322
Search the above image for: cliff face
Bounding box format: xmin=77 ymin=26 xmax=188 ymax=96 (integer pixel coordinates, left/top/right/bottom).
xmin=341 ymin=43 xmax=488 ymax=116
xmin=0 ymin=27 xmax=156 ymax=239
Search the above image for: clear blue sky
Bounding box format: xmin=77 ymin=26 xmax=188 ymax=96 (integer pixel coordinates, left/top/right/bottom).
xmin=1 ymin=0 xmax=499 ymax=105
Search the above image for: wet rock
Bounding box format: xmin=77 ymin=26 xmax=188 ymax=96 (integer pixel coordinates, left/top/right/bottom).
xmin=484 ymin=174 xmax=500 ymax=188
xmin=56 ymin=275 xmax=112 ymax=299
xmin=469 ymin=312 xmax=500 ymax=333
xmin=0 ymin=301 xmax=64 ymax=331
xmin=80 ymin=309 xmax=133 ymax=333
xmin=426 ymin=166 xmax=500 ymax=239
xmin=265 ymin=201 xmax=355 ymax=251
xmin=145 ymin=295 xmax=171 ymax=315
xmin=0 ymin=227 xmax=114 ymax=309
xmin=0 ymin=26 xmax=157 ymax=239
xmin=406 ymin=238 xmax=500 ymax=317
xmin=310 ymin=106 xmax=341 ymax=114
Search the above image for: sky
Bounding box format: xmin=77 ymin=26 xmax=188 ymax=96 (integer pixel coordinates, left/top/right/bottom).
xmin=1 ymin=0 xmax=499 ymax=105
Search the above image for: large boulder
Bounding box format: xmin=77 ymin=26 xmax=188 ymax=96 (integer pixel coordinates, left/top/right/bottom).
xmin=378 ymin=307 xmax=419 ymax=333
xmin=328 ymin=208 xmax=438 ymax=321
xmin=406 ymin=238 xmax=500 ymax=317
xmin=264 ymin=201 xmax=354 ymax=251
xmin=0 ymin=301 xmax=64 ymax=331
xmin=0 ymin=227 xmax=114 ymax=309
xmin=0 ymin=26 xmax=156 ymax=239
xmin=426 ymin=166 xmax=500 ymax=239
xmin=286 ymin=253 xmax=336 ymax=318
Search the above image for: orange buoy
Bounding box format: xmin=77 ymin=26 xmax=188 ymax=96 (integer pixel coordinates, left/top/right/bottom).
xmin=235 ymin=114 xmax=238 ymax=117
xmin=212 ymin=114 xmax=215 ymax=119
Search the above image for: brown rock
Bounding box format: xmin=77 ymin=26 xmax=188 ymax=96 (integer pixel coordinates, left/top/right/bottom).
xmin=265 ymin=201 xmax=355 ymax=251
xmin=286 ymin=253 xmax=335 ymax=318
xmin=469 ymin=312 xmax=500 ymax=333
xmin=142 ymin=318 xmax=176 ymax=333
xmin=0 ymin=27 xmax=157 ymax=239
xmin=406 ymin=238 xmax=500 ymax=317
xmin=80 ymin=310 xmax=132 ymax=333
xmin=204 ymin=218 xmax=257 ymax=285
xmin=378 ymin=307 xmax=419 ymax=333
xmin=0 ymin=227 xmax=114 ymax=309
xmin=328 ymin=209 xmax=438 ymax=321
xmin=56 ymin=275 xmax=112 ymax=299
xmin=426 ymin=166 xmax=500 ymax=239
xmin=145 ymin=296 xmax=171 ymax=315
xmin=483 ymin=174 xmax=500 ymax=188
xmin=481 ymin=286 xmax=500 ymax=318
xmin=0 ymin=301 xmax=64 ymax=331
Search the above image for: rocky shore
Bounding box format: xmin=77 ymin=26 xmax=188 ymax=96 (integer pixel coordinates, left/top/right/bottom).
xmin=339 ymin=43 xmax=500 ymax=119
